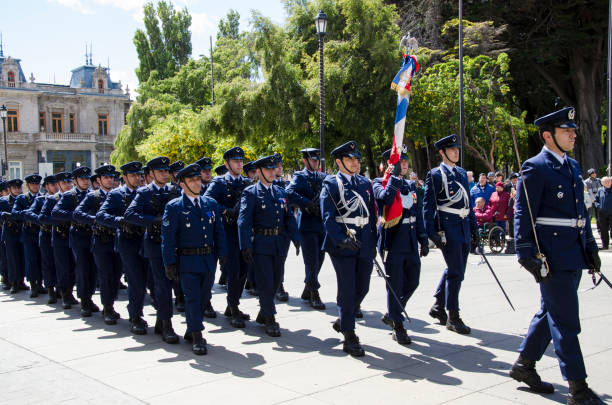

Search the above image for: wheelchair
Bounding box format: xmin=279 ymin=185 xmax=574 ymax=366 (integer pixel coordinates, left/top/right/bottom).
xmin=474 ymin=222 xmax=506 ymax=254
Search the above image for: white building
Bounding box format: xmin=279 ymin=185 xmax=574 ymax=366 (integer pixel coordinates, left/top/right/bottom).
xmin=0 ymin=50 xmax=131 ymax=179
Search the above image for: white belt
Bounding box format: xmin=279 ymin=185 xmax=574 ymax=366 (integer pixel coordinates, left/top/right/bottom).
xmin=536 ymin=217 xmax=586 ymax=228
xmin=402 ymin=216 xmax=416 ymax=224
xmin=438 ymin=206 xmax=469 ymax=219
xmin=336 ymin=216 xmax=369 ymax=227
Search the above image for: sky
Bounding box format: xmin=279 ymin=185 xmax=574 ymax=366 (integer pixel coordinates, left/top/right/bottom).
xmin=0 ymin=0 xmax=288 ymax=97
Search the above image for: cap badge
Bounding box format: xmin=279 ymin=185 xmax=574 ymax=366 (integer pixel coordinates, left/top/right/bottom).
xmin=568 ymin=108 xmax=575 ymax=120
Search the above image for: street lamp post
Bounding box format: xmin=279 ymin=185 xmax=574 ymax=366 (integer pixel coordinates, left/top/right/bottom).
xmin=0 ymin=105 xmax=7 ymax=179
xmin=315 ymin=10 xmax=328 ymax=173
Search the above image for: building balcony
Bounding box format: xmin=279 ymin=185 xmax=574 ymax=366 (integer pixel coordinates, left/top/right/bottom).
xmin=1 ymin=132 xmax=116 ymax=144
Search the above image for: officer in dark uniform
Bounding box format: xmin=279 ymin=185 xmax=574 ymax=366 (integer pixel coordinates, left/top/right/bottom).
xmin=26 ymin=175 xmax=59 ymax=303
xmin=373 ymin=146 xmax=429 ymax=345
xmin=40 ymin=172 xmax=78 ymax=308
xmin=205 ymin=147 xmax=253 ymax=327
xmin=125 ymin=157 xmax=179 ymax=344
xmin=320 ymin=141 xmax=377 ymax=357
xmin=1 ymin=178 xmax=27 ymax=294
xmin=0 ymin=180 xmax=9 ymax=290
xmin=243 ymin=161 xmax=257 ymax=180
xmin=73 ymin=165 xmax=122 ymax=323
xmin=12 ymin=174 xmax=44 ymax=297
xmin=162 ymin=163 xmax=227 ymax=355
xmin=168 ymin=160 xmax=186 ymax=313
xmin=97 ymin=161 xmax=150 ymax=335
xmin=423 ymin=134 xmax=477 ymax=335
xmin=195 ymin=157 xmax=213 ymax=194
xmin=214 ymin=164 xmax=228 ymax=177
xmin=53 ymin=166 xmax=99 ymax=317
xmin=510 ymin=107 xmax=604 ymax=404
xmin=271 ymin=153 xmax=292 ymax=302
xmin=238 ymin=155 xmax=300 ymax=336
xmin=286 ymin=148 xmax=327 ymax=309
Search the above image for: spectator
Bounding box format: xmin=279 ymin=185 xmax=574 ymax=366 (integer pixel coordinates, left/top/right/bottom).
xmin=487 ymin=171 xmax=496 ymax=186
xmin=488 ymin=181 xmax=512 ymax=233
xmin=467 ymin=171 xmax=475 ymax=191
xmin=503 ymin=172 xmax=519 ymax=254
xmin=495 ymin=171 xmax=504 ymax=184
xmin=584 ymin=168 xmax=601 ymax=229
xmin=470 ymin=173 xmax=495 ymax=207
xmin=595 ymin=176 xmax=612 ymax=249
xmin=473 ymin=197 xmax=494 ymax=227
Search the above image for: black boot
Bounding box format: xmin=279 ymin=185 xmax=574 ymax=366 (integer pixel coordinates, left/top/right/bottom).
xmin=129 ymin=317 xmax=148 ymax=335
xmin=62 ymin=290 xmax=78 ymax=309
xmin=17 ymin=281 xmax=30 ymax=291
xmin=9 ymin=283 xmax=18 ymax=294
xmin=300 ymin=286 xmax=310 ymax=300
xmin=381 ymin=313 xmax=393 ymax=328
xmin=276 ymin=283 xmax=289 ymax=302
xmin=264 ymin=316 xmax=281 ymax=337
xmin=567 ymin=380 xmax=604 ymax=405
xmin=446 ymin=310 xmax=471 ymax=334
xmin=392 ymin=322 xmax=411 ymax=345
xmin=161 ymin=319 xmax=179 ymax=344
xmin=175 ymin=294 xmax=185 ymax=312
xmin=47 ymin=287 xmax=57 ymax=304
xmin=191 ymin=331 xmax=207 ymax=355
xmin=429 ymin=303 xmax=448 ymax=325
xmin=202 ymin=302 xmax=216 ymax=318
xmin=342 ymin=330 xmax=365 ymax=357
xmin=332 ymin=319 xmax=341 ymax=333
xmin=103 ymin=305 xmax=120 ymax=325
xmin=80 ymin=299 xmax=93 ymax=317
xmin=30 ymin=281 xmax=39 ymax=298
xmin=504 ymin=238 xmax=516 ymax=254
xmin=309 ymin=289 xmax=326 ymax=310
xmin=509 ymin=355 xmax=554 ymax=394
xmin=227 ymin=305 xmax=248 ymax=328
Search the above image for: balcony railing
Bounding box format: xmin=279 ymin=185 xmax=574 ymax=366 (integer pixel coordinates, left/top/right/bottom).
xmin=0 ymin=132 xmax=116 ymax=144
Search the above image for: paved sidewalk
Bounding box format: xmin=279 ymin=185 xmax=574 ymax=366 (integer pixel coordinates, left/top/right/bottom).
xmin=1 ymin=247 xmax=611 ymax=404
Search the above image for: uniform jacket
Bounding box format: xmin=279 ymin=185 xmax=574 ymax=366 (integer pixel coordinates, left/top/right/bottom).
xmin=237 ymin=182 xmax=299 ymax=256
xmin=74 ymin=189 xmax=113 ymax=248
xmin=514 ymin=147 xmax=597 ymax=271
xmin=25 ymin=195 xmax=49 ymax=246
xmin=373 ymin=175 xmax=427 ymax=254
xmin=204 ymin=173 xmax=252 ymax=230
xmin=286 ymin=169 xmax=326 ymax=233
xmin=12 ymin=192 xmax=39 ymax=241
xmin=423 ymin=165 xmax=476 ymax=244
xmin=96 ymin=185 xmax=143 ymax=241
xmin=0 ymin=195 xmax=21 ymax=241
xmin=161 ymin=194 xmax=227 ymax=273
xmin=320 ymin=172 xmax=377 ymax=258
xmin=39 ymin=192 xmax=67 ymax=247
xmin=52 ymin=188 xmax=90 ymax=250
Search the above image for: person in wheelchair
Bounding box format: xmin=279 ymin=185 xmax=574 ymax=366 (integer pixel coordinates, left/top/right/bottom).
xmin=472 ymin=197 xmax=506 ymax=253
xmin=488 ymin=181 xmax=512 ymax=234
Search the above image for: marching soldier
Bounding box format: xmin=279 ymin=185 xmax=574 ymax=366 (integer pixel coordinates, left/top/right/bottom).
xmin=272 ymin=153 xmax=291 ymax=302
xmin=243 ymin=161 xmax=257 ymax=180
xmin=168 ymin=160 xmax=186 ymax=313
xmin=125 ymin=157 xmax=179 ymax=344
xmin=53 ymin=166 xmax=98 ymax=317
xmin=1 ymin=178 xmax=27 ymax=294
xmin=73 ymin=165 xmax=122 ymax=324
xmin=320 ymin=141 xmax=377 ymax=357
xmin=195 ymin=157 xmax=213 ymax=194
xmin=162 ymin=163 xmax=227 ymax=355
xmin=12 ymin=174 xmax=44 ymax=297
xmin=214 ymin=164 xmax=228 ymax=177
xmin=40 ymin=172 xmax=78 ymax=308
xmin=286 ymin=148 xmax=327 ymax=310
xmin=510 ymin=107 xmax=604 ymax=404
xmin=423 ymin=134 xmax=477 ymax=334
xmin=238 ymin=155 xmax=299 ymax=336
xmin=205 ymin=147 xmax=252 ymax=327
xmin=373 ymin=146 xmax=429 ymax=345
xmin=25 ymin=175 xmax=59 ymax=303
xmin=0 ymin=181 xmax=8 ymax=290
xmin=97 ymin=162 xmax=149 ymax=335
xmin=242 ymin=160 xmax=258 ymax=296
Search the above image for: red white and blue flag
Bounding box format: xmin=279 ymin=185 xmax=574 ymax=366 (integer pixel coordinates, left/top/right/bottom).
xmin=381 ymin=53 xmax=419 ymax=228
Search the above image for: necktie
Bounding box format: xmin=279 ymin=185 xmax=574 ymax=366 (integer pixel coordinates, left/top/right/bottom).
xmin=350 ymin=176 xmax=356 ymax=188
xmin=194 ymin=198 xmax=200 ymax=210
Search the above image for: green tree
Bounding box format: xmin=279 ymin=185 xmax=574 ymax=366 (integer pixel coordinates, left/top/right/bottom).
xmin=133 ymin=1 xmax=192 ymax=83
xmin=218 ymin=9 xmax=241 ymax=40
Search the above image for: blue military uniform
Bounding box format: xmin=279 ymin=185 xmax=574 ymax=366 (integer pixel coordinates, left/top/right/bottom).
xmin=162 ymin=163 xmax=227 ymax=354
xmin=53 ymin=166 xmax=98 ymax=315
xmin=12 ymin=174 xmax=43 ymax=295
xmin=168 ymin=160 xmax=187 ymax=313
xmin=25 ymin=175 xmax=58 ymax=302
xmin=286 ymin=148 xmax=327 ymax=309
xmin=373 ymin=146 xmax=429 ymax=344
xmin=1 ymin=179 xmax=26 ymax=293
xmin=97 ymin=161 xmax=150 ymax=334
xmin=320 ymin=141 xmax=377 ymax=357
xmin=511 ymin=107 xmax=604 ymax=403
xmin=124 ymin=156 xmax=179 ymax=344
xmin=0 ymin=181 xmax=8 ymax=290
xmin=74 ymin=165 xmax=122 ymax=322
xmin=204 ymin=147 xmax=253 ymax=327
xmin=238 ymin=155 xmax=299 ymax=336
xmin=423 ymin=134 xmax=477 ymax=334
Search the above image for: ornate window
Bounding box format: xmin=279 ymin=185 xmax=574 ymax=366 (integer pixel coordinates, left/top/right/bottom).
xmin=97 ymin=114 xmax=108 ymax=135
xmin=51 ymin=112 xmax=63 ymax=133
xmin=98 ymin=79 xmax=104 ymax=94
xmin=7 ymin=71 xmax=15 ymax=87
xmin=39 ymin=112 xmax=46 ymax=132
xmin=7 ymin=110 xmax=18 ymax=132
xmin=69 ymin=113 xmax=76 ymax=133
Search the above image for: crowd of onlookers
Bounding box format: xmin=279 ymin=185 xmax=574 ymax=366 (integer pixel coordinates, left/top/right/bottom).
xmin=584 ymin=169 xmax=612 ymax=249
